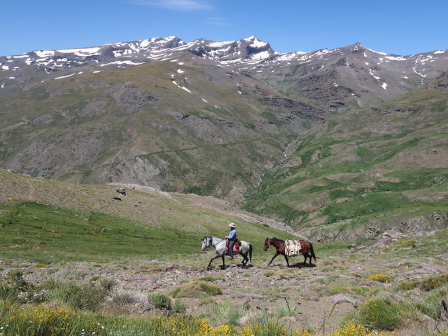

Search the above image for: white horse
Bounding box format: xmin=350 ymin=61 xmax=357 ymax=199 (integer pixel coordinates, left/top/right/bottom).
xmin=201 ymin=236 xmax=253 ymax=270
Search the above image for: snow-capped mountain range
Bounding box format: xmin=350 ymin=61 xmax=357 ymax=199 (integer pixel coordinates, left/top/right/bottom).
xmin=0 ymin=36 xmax=276 ymax=72
xmin=1 ymin=35 xmax=446 ymax=75
xmin=1 ymin=36 xmax=448 ymax=111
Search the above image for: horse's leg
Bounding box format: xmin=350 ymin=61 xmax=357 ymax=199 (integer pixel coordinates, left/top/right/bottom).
xmin=221 ymin=255 xmax=225 ymax=269
xmin=208 ymin=253 xmax=222 ymax=270
xmin=283 ymin=254 xmax=290 ymax=267
xmin=242 ymin=253 xmax=248 ymax=266
xmin=268 ymin=252 xmax=280 ymax=266
xmin=303 ymin=253 xmax=310 ymax=265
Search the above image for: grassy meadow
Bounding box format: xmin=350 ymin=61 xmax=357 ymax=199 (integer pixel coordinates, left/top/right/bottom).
xmin=0 ymin=169 xmax=296 ymax=263
xmin=1 ymin=169 xmax=448 ymax=335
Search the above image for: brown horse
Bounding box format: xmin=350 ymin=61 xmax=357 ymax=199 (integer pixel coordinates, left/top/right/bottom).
xmin=263 ymin=237 xmax=316 ymax=267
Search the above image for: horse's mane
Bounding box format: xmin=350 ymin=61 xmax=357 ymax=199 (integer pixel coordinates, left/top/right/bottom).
xmin=271 ymin=237 xmax=285 ymax=242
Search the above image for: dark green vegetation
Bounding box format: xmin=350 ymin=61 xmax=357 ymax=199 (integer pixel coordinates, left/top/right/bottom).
xmin=170 ymin=280 xmax=223 ymax=298
xmin=242 ymin=71 xmax=448 ymax=240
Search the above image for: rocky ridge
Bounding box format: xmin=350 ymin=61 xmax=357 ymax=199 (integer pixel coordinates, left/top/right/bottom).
xmin=2 ymin=36 xmax=448 ymax=110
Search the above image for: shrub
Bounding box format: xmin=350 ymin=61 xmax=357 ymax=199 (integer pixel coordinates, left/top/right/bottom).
xmin=0 ymin=271 xmax=47 ymax=304
xmin=348 ymin=272 xmax=362 ymax=278
xmin=172 ymin=300 xmax=187 ymax=314
xmin=112 ymin=291 xmax=135 ymax=305
xmin=398 ymin=280 xmax=419 ymax=291
xmin=170 ymin=281 xmax=223 ymax=298
xmin=368 ymin=274 xmax=394 ymax=283
xmin=399 ymin=273 xmax=448 ymax=292
xmin=209 ymin=300 xmax=245 ymax=326
xmin=415 ymin=287 xmax=448 ymax=320
xmin=419 ymin=273 xmax=448 ymax=291
xmin=198 ymin=276 xmax=219 ymax=282
xmin=353 ymin=297 xmax=419 ymax=331
xmin=44 ymin=280 xmax=109 ymax=311
xmin=332 ymin=320 xmax=393 ymax=336
xmin=100 ymin=278 xmax=115 ymax=291
xmin=148 ymin=292 xmax=172 ymax=310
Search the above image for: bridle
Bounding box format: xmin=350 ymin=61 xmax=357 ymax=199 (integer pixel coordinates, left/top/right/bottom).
xmin=210 ymin=237 xmax=224 ymax=247
xmin=263 ymin=238 xmax=270 ymax=251
xmin=203 ymin=236 xmax=224 ymax=248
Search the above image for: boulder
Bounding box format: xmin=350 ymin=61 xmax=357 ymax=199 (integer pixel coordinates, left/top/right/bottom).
xmin=113 ymin=187 xmax=126 ymax=196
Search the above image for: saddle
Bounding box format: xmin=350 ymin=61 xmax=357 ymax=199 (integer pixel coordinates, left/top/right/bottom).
xmin=226 ymin=239 xmax=240 ymax=252
xmin=285 ymin=240 xmax=302 ymax=257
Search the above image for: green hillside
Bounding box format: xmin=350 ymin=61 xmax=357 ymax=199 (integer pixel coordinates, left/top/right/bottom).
xmin=242 ymin=72 xmax=448 ymax=240
xmin=0 ymin=169 xmax=297 ymax=263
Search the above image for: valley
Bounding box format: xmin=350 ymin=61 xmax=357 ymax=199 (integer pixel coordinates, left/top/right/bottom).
xmin=1 ymin=35 xmax=448 ymax=335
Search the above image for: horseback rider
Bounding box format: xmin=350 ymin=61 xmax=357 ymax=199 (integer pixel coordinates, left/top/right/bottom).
xmin=225 ymin=223 xmax=237 ymax=259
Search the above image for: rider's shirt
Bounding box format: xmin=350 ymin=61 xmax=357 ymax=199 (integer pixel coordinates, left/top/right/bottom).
xmin=226 ymin=228 xmax=237 ymax=240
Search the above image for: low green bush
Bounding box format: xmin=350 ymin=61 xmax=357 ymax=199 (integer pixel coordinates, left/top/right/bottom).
xmin=368 ymin=274 xmax=394 ymax=283
xmin=349 ymin=297 xmax=419 ymax=331
xmin=198 ymin=276 xmax=219 ymax=282
xmin=415 ymin=287 xmax=448 ymax=320
xmin=172 ymin=300 xmax=187 ymax=314
xmin=0 ymin=271 xmax=47 ymax=304
xmin=112 ymin=291 xmax=135 ymax=305
xmin=419 ymin=273 xmax=448 ymax=291
xmin=148 ymin=292 xmax=172 ymax=310
xmin=171 ymin=280 xmax=223 ymax=298
xmin=399 ymin=273 xmax=448 ymax=292
xmin=43 ymin=280 xmax=111 ymax=311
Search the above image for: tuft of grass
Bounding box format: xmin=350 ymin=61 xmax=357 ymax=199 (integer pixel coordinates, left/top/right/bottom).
xmin=209 ymin=300 xmax=246 ymax=326
xmin=112 ymin=291 xmax=135 ymax=305
xmin=198 ymin=276 xmax=220 ymax=282
xmin=399 ymin=273 xmax=448 ymax=292
xmin=172 ymin=300 xmax=187 ymax=314
xmin=348 ymin=272 xmax=362 ymax=278
xmin=368 ymin=274 xmax=394 ymax=283
xmin=347 ymin=297 xmax=420 ymax=331
xmin=148 ymin=292 xmax=172 ymax=310
xmin=170 ymin=280 xmax=223 ymax=298
xmin=414 ymin=287 xmax=448 ymax=320
xmin=43 ymin=279 xmax=112 ymax=311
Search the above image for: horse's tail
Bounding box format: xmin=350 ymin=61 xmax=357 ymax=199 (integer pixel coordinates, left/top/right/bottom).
xmin=310 ymin=242 xmax=317 ymax=263
xmin=249 ymin=243 xmax=253 ymax=262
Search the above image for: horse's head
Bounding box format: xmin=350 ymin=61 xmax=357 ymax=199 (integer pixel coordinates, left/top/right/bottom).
xmin=263 ymin=237 xmax=270 ymax=251
xmin=201 ymin=236 xmax=210 ymax=251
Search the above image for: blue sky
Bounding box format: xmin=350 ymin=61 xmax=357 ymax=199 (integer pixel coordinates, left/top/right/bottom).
xmin=1 ymin=0 xmax=447 ymax=57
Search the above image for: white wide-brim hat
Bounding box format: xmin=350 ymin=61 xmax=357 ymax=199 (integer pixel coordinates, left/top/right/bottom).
xmin=229 ymin=223 xmax=236 ymax=228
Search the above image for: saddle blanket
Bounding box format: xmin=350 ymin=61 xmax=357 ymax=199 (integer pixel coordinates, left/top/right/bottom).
xmin=285 ymin=240 xmax=302 ymax=257
xmin=226 ymin=245 xmax=239 ymax=252
xmin=225 ymin=240 xmax=240 ymax=252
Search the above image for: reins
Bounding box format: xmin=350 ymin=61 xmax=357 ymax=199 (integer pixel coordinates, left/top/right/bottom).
xmin=204 ymin=236 xmax=224 ymax=248
xmin=210 ymin=237 xmax=224 ymax=247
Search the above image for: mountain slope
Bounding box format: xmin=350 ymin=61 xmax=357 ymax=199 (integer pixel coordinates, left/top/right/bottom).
xmin=0 ymin=168 xmax=299 ymax=262
xmin=242 ymin=70 xmax=448 ymax=241
xmin=0 ymin=52 xmax=327 ymax=201
xmin=1 ymin=36 xmax=448 ymax=205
